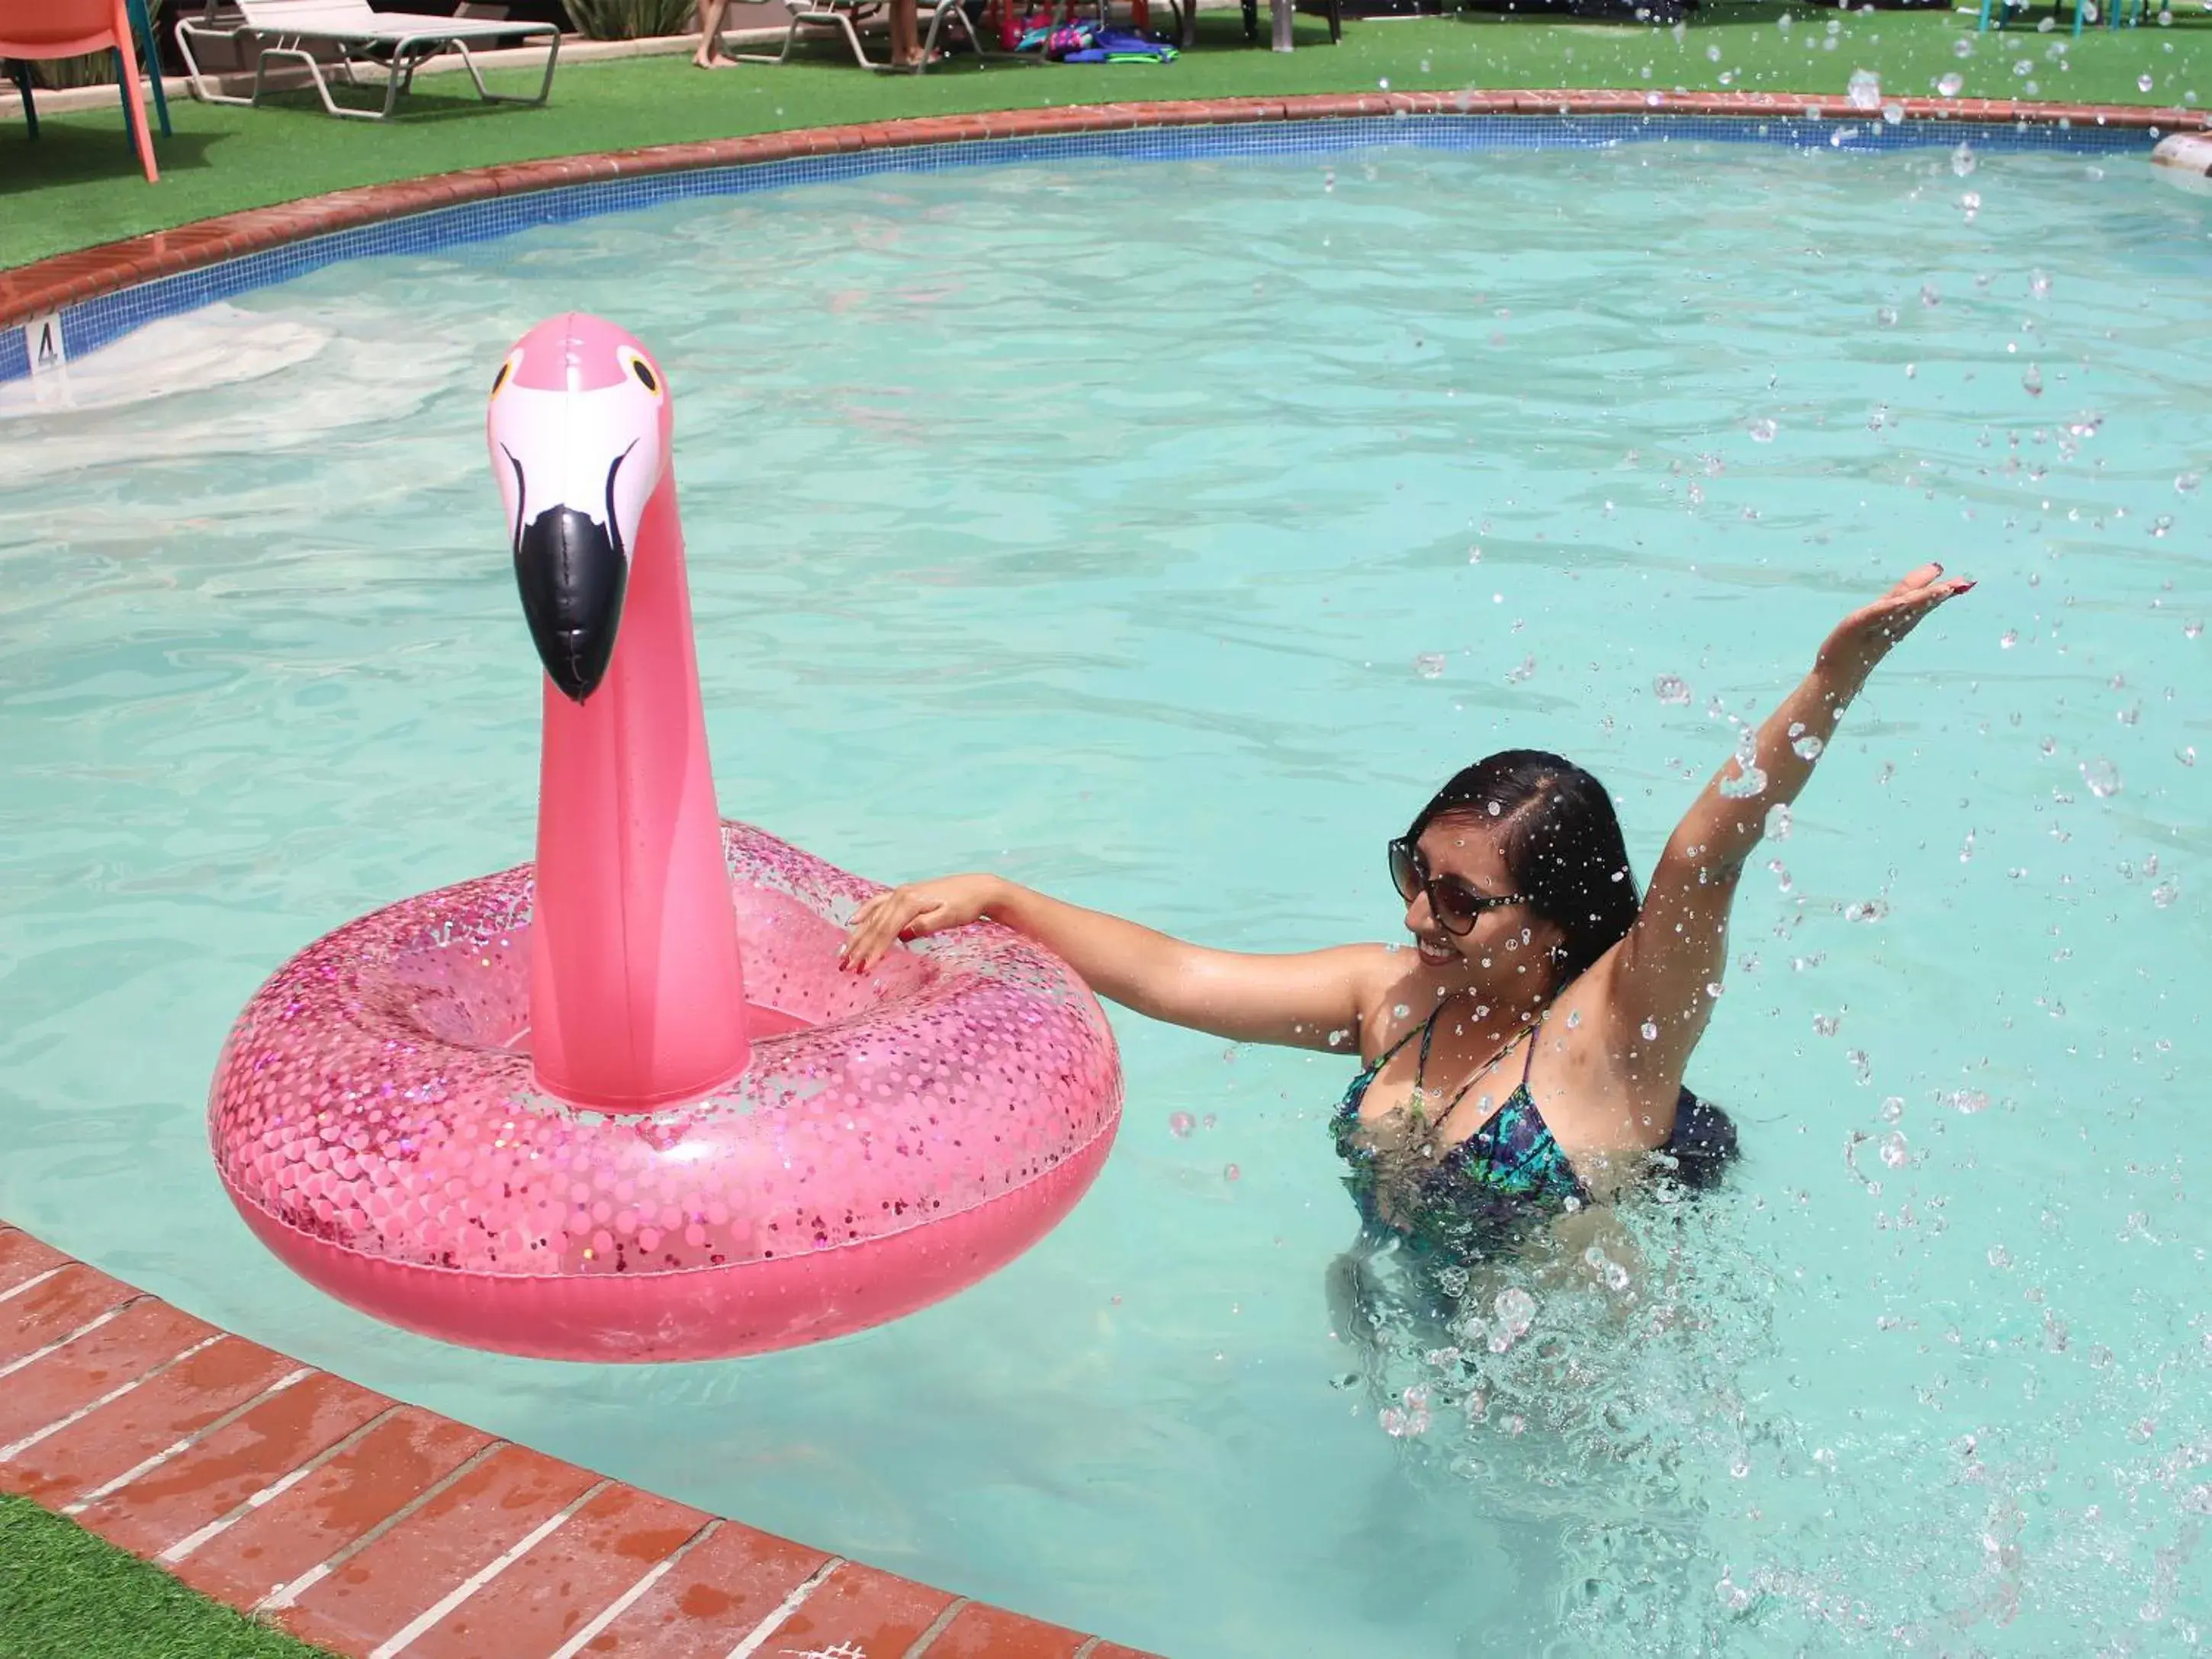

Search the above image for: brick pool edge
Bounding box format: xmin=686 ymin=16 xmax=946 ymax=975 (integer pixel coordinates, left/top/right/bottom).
xmin=0 ymin=1220 xmax=1159 ymax=1659
xmin=1 ymin=89 xmax=2205 ymax=330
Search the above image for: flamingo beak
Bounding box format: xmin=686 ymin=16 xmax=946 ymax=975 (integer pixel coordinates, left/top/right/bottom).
xmin=489 ymin=368 xmax=664 ymax=704
xmin=509 ymin=452 xmax=632 ymax=703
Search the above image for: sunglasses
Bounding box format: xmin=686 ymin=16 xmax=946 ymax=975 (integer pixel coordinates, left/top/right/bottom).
xmin=1387 ymin=836 xmax=1526 ymax=937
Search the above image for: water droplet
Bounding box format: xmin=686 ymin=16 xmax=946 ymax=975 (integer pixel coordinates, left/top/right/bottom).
xmin=2178 ymin=471 xmax=2203 ymax=494
xmin=2022 ymin=363 xmax=2043 ymax=397
xmin=1946 ymin=1088 xmax=1991 ymax=1114
xmin=1792 ymin=733 xmax=1825 ymax=760
xmin=1378 ymin=76 xmax=1390 ymax=89
xmin=1882 ymin=102 xmax=1904 ymax=125
xmin=1493 ymin=1287 xmax=1536 ymax=1333
xmin=2030 ymin=269 xmax=2051 ymax=299
xmin=1765 ymin=803 xmax=1792 ymax=841
xmin=1879 ymin=1097 xmax=1905 ymax=1123
xmin=1938 ymin=71 xmax=1965 ymax=95
xmin=1951 ymin=143 xmax=1977 ymax=177
xmin=1747 ymin=416 xmax=1778 ymax=442
xmin=1322 ymin=169 xmax=1335 ymax=192
xmin=1813 ymin=1013 xmax=1840 ymax=1037
xmin=1847 ymin=68 xmax=1882 ymax=109
xmin=1879 ymin=1130 xmax=1908 ymax=1168
xmin=1720 ymin=763 xmax=1767 ymax=799
xmin=2140 ymin=72 xmax=2155 ymax=91
xmin=1223 ymin=1163 xmax=1241 ymax=1182
xmin=2080 ymin=757 xmax=2121 ymax=799
xmin=1413 ymin=652 xmax=1447 ymax=680
xmin=2180 ymin=745 xmax=2197 ymax=767
xmin=2152 ymin=514 xmax=2174 ymax=538
xmin=1653 ymin=674 xmax=1693 ymax=705
xmin=1169 ymin=1111 xmax=1195 ymax=1138
xmin=1875 ymin=305 xmax=1898 ymax=327
xmin=1953 ymin=34 xmax=1974 ymax=56
xmin=1640 ymin=1019 xmax=1660 ymax=1042
xmin=2152 ymin=880 xmax=2180 ymax=909
xmin=1988 ymin=1244 xmax=2013 ymax=1268
xmin=1728 ymin=1454 xmax=1752 ymax=1479
xmin=2187 ymin=620 xmax=2204 ymax=640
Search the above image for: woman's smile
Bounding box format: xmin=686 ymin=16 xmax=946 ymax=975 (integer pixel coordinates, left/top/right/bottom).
xmin=1415 ymin=936 xmax=1460 ymax=968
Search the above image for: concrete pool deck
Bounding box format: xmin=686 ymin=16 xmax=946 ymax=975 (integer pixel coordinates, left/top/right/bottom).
xmin=0 ymin=1222 xmax=1159 ymax=1658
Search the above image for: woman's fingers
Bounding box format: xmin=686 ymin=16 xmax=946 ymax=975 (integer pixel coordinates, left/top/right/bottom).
xmin=838 ymin=889 xmax=945 ymax=973
xmin=838 ymin=892 xmax=905 ymax=971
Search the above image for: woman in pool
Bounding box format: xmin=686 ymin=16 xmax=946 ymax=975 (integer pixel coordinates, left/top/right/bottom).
xmin=841 ymin=564 xmax=1971 ymax=1256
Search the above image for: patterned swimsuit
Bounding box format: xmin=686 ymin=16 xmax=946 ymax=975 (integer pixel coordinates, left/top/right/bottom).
xmin=1332 ymin=1003 xmax=1731 ymax=1257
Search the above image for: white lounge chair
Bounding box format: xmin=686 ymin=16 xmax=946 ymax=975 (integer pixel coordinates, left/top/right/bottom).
xmin=728 ymin=0 xmax=992 ymax=72
xmin=177 ymin=0 xmax=558 ymax=121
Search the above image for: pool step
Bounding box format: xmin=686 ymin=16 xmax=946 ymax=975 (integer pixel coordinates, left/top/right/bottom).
xmin=0 ymin=1222 xmax=1159 ymax=1659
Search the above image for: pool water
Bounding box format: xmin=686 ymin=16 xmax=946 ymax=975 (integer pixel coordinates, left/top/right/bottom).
xmin=4 ymin=134 xmax=2210 ymax=1654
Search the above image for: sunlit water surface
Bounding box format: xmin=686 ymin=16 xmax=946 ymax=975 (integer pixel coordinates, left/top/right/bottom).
xmin=4 ymin=138 xmax=2210 ymax=1656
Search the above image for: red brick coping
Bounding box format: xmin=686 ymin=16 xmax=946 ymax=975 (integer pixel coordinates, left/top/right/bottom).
xmin=2 ymin=90 xmax=2203 ymax=329
xmin=0 ymin=1221 xmax=1159 ymax=1659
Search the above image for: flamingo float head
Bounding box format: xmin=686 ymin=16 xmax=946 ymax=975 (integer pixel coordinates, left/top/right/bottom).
xmin=486 ymin=314 xmax=672 ymax=702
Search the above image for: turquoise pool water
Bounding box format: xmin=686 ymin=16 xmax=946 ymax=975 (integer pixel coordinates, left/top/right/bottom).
xmin=3 ymin=135 xmax=2209 ymax=1654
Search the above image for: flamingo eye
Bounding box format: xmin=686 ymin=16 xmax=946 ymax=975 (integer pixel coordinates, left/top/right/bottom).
xmin=490 ymin=353 xmax=519 ymax=397
xmin=619 ymin=348 xmax=661 ymax=397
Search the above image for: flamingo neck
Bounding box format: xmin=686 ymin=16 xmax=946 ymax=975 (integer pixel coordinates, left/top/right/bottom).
xmin=526 ymin=468 xmax=751 ymax=1110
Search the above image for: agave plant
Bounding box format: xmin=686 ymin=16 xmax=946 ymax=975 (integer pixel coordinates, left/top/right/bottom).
xmin=566 ymin=0 xmax=698 ymax=37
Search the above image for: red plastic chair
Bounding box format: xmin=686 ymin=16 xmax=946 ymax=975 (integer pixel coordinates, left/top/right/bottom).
xmin=0 ymin=0 xmax=160 ymax=182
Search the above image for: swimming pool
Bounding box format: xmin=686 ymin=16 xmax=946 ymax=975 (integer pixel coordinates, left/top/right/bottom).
xmin=4 ymin=124 xmax=2209 ymax=1654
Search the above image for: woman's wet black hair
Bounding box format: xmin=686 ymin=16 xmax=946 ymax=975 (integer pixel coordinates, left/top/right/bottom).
xmin=1407 ymin=749 xmax=1641 ymax=988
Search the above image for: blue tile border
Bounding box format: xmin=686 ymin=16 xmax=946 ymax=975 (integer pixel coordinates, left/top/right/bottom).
xmin=1 ymin=108 xmax=2170 ymax=387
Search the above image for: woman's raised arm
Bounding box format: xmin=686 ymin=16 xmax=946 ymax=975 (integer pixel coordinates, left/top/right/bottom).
xmin=1599 ymin=564 xmax=1974 ymax=1074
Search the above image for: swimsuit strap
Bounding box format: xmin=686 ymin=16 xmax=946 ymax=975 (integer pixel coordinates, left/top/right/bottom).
xmin=1413 ymin=1003 xmax=1446 ymax=1087
xmin=1360 ymin=1004 xmax=1439 ymax=1080
xmin=1440 ymin=1011 xmax=1545 ymax=1121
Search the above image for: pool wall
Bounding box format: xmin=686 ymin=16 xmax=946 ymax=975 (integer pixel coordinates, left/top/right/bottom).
xmin=0 ymin=1219 xmax=1154 ymax=1658
xmin=2 ymin=90 xmax=2202 ymax=386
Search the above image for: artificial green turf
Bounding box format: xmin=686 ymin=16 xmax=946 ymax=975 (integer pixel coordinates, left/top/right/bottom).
xmin=2 ymin=2 xmax=2205 ymax=266
xmin=0 ymin=1493 xmax=333 ymax=1659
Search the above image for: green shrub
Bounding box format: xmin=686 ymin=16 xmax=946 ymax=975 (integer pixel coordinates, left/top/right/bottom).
xmin=567 ymin=0 xmax=698 ymax=37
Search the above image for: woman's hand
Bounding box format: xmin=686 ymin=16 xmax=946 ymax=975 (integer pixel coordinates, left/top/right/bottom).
xmin=1600 ymin=562 xmax=1972 ymax=1088
xmin=1815 ymin=561 xmax=1975 ymax=696
xmin=839 ymin=874 xmax=1005 ymax=973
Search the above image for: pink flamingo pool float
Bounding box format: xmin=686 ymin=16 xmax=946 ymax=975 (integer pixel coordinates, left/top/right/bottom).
xmin=207 ymin=315 xmax=1124 ymax=1362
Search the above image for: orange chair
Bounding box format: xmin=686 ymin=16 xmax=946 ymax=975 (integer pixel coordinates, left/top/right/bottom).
xmin=0 ymin=0 xmax=160 ymax=182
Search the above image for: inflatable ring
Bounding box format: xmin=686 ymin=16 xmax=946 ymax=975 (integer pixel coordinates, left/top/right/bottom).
xmin=207 ymin=315 xmax=1123 ymax=1361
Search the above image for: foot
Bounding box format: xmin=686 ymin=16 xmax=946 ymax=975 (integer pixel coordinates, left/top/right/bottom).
xmin=690 ymin=50 xmax=737 ymax=67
